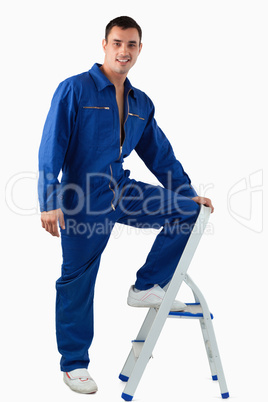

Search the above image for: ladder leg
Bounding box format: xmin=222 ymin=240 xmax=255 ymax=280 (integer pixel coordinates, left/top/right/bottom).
xmin=199 ymin=317 xmax=218 ymax=380
xmin=185 ymin=274 xmax=229 ymax=398
xmin=185 ymin=275 xmax=218 ymax=379
xmin=201 ymin=315 xmax=229 ymax=398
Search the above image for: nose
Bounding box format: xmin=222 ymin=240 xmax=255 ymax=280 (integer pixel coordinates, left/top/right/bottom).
xmin=121 ymin=43 xmax=128 ymax=55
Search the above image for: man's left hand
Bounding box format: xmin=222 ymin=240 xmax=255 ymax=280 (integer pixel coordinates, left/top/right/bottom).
xmin=192 ymin=196 xmax=214 ymax=213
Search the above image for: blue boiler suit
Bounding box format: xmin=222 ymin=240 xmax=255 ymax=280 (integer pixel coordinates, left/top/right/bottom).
xmin=38 ymin=63 xmax=200 ymax=372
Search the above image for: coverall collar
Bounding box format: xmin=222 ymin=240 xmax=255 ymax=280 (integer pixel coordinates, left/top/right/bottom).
xmin=89 ymin=63 xmax=135 ymax=98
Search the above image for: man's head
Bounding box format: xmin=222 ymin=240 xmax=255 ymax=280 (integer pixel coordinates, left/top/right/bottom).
xmin=101 ymin=16 xmax=142 ymax=78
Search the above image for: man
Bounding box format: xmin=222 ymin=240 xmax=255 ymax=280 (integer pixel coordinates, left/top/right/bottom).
xmin=38 ymin=16 xmax=213 ymax=394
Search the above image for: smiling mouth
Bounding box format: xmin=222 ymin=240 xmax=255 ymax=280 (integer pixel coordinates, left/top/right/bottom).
xmin=116 ymin=58 xmax=130 ymax=63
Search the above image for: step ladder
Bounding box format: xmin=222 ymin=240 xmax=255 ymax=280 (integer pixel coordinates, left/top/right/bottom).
xmin=119 ymin=205 xmax=229 ymax=401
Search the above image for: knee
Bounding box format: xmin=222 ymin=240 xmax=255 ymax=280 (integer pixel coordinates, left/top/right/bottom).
xmin=190 ymin=199 xmax=201 ymax=215
xmin=164 ymin=199 xmax=200 ymax=235
xmin=180 ymin=198 xmax=200 ymax=225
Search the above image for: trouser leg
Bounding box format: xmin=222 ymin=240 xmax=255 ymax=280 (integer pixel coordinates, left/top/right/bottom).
xmin=56 ymin=216 xmax=114 ymax=372
xmin=134 ymin=207 xmax=199 ymax=290
xmin=117 ymin=179 xmax=200 ymax=290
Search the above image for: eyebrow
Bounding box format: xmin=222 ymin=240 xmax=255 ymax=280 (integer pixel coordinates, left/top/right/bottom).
xmin=113 ymin=39 xmax=138 ymax=44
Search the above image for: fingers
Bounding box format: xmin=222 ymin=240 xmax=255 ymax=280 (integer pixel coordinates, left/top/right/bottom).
xmin=192 ymin=196 xmax=214 ymax=213
xmin=202 ymin=197 xmax=214 ymax=213
xmin=58 ymin=210 xmax=65 ymax=230
xmin=41 ymin=209 xmax=63 ymax=237
xmin=206 ymin=199 xmax=214 ymax=213
xmin=45 ymin=218 xmax=59 ymax=237
xmin=51 ymin=220 xmax=60 ymax=237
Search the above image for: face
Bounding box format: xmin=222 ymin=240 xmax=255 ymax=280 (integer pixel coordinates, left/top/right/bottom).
xmin=102 ymin=26 xmax=142 ymax=76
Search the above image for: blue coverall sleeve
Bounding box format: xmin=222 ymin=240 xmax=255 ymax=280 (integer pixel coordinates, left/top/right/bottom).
xmin=38 ymin=81 xmax=78 ymax=212
xmin=135 ymin=102 xmax=198 ymax=198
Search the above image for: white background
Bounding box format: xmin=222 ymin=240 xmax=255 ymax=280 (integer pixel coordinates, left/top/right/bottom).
xmin=1 ymin=1 xmax=267 ymax=401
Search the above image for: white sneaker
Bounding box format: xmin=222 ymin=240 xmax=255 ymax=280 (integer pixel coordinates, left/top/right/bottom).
xmin=127 ymin=284 xmax=186 ymax=311
xmin=63 ymin=369 xmax=98 ymax=394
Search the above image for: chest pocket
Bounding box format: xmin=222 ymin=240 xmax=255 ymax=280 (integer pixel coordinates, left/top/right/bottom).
xmin=80 ymin=106 xmax=115 ymax=151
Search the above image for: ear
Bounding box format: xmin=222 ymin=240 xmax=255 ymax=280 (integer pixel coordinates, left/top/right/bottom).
xmin=138 ymin=42 xmax=143 ymax=55
xmin=102 ymin=39 xmax=107 ymax=53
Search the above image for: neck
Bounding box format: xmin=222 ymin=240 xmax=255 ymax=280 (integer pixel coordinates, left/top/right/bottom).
xmin=100 ymin=64 xmax=126 ymax=89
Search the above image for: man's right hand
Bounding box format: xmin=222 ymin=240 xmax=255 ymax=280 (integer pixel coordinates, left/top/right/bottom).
xmin=41 ymin=208 xmax=65 ymax=237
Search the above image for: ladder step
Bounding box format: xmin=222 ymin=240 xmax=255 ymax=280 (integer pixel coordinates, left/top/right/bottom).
xmin=132 ymin=340 xmax=144 ymax=358
xmin=168 ymin=303 xmax=214 ymax=319
xmin=131 ymin=340 xmax=153 ymax=359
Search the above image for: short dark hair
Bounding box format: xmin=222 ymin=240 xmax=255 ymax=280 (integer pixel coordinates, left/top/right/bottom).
xmin=105 ymin=16 xmax=142 ymax=44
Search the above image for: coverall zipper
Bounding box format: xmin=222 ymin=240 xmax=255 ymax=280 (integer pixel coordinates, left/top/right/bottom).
xmin=109 ymin=89 xmax=131 ymax=211
xmin=109 ymin=165 xmax=116 ymax=211
xmin=83 ymin=106 xmax=110 ymax=110
xmin=128 ymin=112 xmax=145 ymax=120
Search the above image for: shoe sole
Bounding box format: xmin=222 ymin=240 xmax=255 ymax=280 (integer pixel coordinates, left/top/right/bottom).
xmin=127 ymin=298 xmax=186 ymax=311
xmin=127 ymin=297 xmax=161 ymax=308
